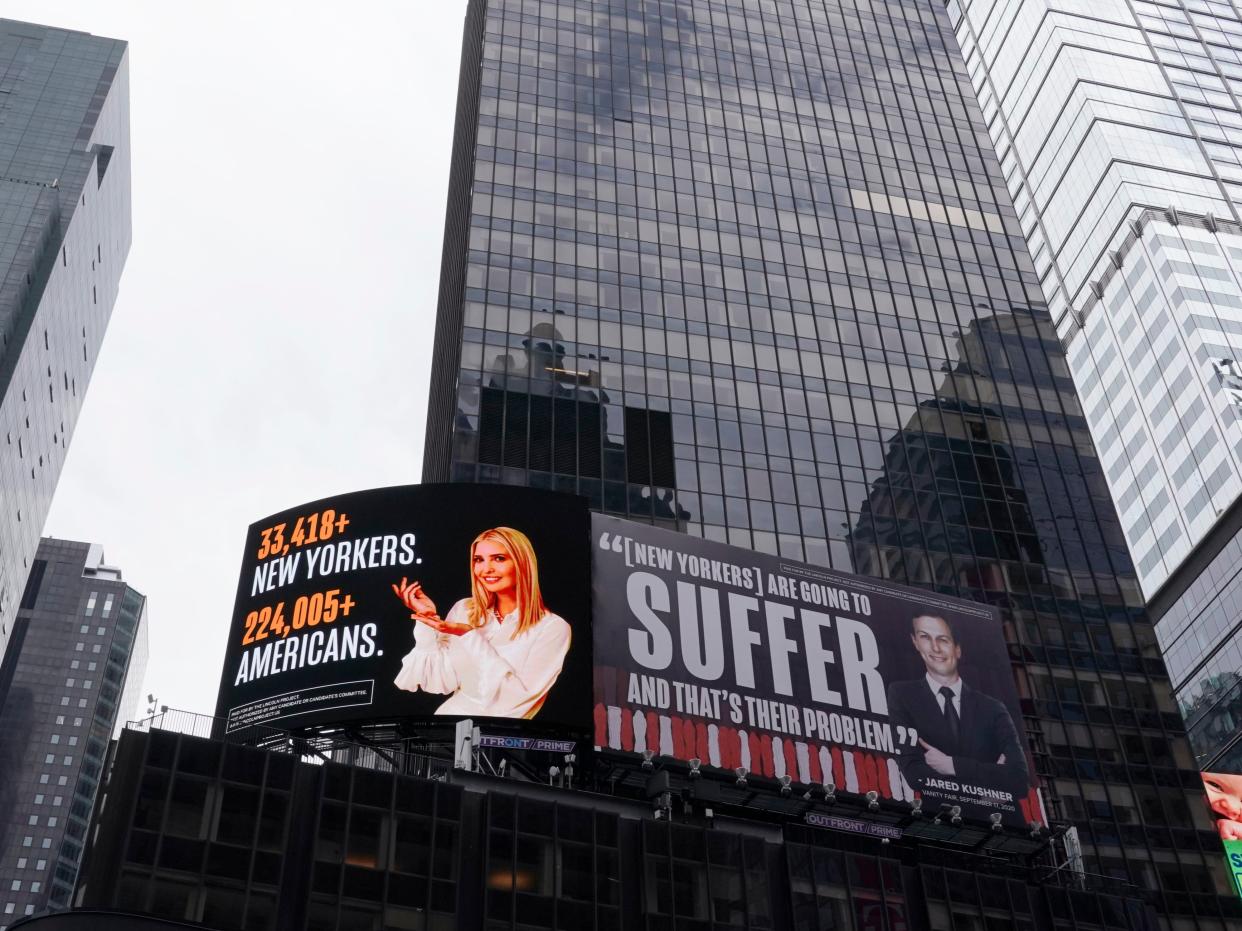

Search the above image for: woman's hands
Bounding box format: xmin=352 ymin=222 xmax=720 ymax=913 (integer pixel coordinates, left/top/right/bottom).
xmin=392 ymin=578 xmax=471 ymax=636
xmin=393 ymin=577 xmax=437 ymax=618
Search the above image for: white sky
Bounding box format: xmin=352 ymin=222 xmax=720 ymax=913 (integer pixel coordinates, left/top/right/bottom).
xmin=5 ymin=1 xmax=469 ymax=716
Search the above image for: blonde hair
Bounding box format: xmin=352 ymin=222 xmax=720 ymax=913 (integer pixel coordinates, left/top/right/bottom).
xmin=465 ymin=527 xmax=547 ymax=636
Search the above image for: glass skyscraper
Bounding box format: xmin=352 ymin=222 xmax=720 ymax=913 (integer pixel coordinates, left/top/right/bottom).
xmin=0 ymin=21 xmax=131 ymax=668
xmin=947 ymin=1 xmax=1242 ymax=777
xmin=423 ymin=0 xmax=1237 ymax=922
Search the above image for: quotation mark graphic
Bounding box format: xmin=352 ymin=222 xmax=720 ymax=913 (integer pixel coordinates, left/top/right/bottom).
xmin=598 ymin=532 xmax=624 ymax=552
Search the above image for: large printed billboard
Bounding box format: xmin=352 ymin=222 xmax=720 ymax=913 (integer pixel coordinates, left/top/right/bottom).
xmin=591 ymin=515 xmax=1041 ymax=827
xmin=214 ymin=485 xmax=592 ymax=733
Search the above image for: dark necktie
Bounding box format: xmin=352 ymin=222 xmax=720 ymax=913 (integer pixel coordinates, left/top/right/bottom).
xmin=940 ymin=686 xmax=960 ymax=747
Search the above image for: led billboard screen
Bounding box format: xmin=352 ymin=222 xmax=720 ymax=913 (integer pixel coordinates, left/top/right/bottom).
xmin=215 ymin=485 xmax=592 ymax=733
xmin=1204 ymin=771 xmax=1242 ymax=841
xmin=1203 ymin=769 xmax=1242 ymax=897
xmin=591 ymin=515 xmax=1041 ymax=827
xmin=1225 ymin=839 xmax=1242 ymax=900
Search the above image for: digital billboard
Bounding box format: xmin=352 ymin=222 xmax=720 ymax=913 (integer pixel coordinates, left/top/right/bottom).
xmin=1202 ymin=770 xmax=1242 ymax=897
xmin=591 ymin=515 xmax=1041 ymax=827
xmin=1226 ymin=839 xmax=1242 ymax=900
xmin=1203 ymin=771 xmax=1242 ymax=841
xmin=215 ymin=485 xmax=592 ymax=733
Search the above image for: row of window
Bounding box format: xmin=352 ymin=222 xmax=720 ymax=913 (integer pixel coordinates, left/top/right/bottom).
xmin=84 ymin=590 xmax=113 ymax=617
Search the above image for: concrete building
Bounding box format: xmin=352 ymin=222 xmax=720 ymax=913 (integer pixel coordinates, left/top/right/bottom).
xmin=0 ymin=538 xmax=147 ymax=924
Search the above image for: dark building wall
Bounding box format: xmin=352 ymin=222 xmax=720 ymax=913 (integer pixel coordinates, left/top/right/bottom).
xmin=11 ymin=913 xmax=206 ymax=931
xmin=0 ymin=539 xmax=147 ymax=925
xmin=10 ymin=911 xmax=206 ymax=931
xmin=79 ymin=729 xmax=1167 ymax=931
xmin=419 ymin=0 xmax=1233 ymax=921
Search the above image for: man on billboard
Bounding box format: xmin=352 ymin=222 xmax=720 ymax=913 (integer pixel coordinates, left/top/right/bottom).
xmin=887 ymin=614 xmax=1029 ymax=802
xmin=391 ymin=526 xmax=571 ymax=719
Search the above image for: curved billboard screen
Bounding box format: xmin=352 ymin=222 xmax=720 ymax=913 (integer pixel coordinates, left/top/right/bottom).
xmin=214 ymin=484 xmax=592 ymax=733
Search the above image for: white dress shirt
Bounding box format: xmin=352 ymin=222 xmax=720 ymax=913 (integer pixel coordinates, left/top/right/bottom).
xmin=394 ymin=598 xmax=571 ymax=719
xmin=927 ymin=673 xmax=962 ymax=715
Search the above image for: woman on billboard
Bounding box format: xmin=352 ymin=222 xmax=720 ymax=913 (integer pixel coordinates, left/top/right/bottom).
xmin=391 ymin=527 xmax=570 ymax=719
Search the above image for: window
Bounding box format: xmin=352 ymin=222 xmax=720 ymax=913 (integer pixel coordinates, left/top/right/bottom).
xmin=26 ymin=816 xmax=36 ymax=826
xmin=96 ymin=627 xmax=105 ymax=635
xmin=65 ymin=679 xmax=75 ymax=688
xmin=44 ymin=755 xmax=54 ymax=764
xmin=101 ymin=593 xmax=114 ymax=618
xmin=46 ymin=818 xmax=57 ymax=829
xmin=56 ymin=777 xmax=67 ymax=787
xmin=61 ymin=757 xmax=72 ymax=766
xmin=40 ymin=839 xmax=51 ymax=849
xmin=84 ymin=593 xmax=97 ymax=616
xmin=54 ymin=717 xmax=64 ymax=725
xmin=50 ymin=735 xmax=60 ymax=745
xmin=38 ymin=775 xmax=48 ymax=785
xmin=36 ymin=860 xmax=46 ymax=870
xmin=59 ymin=697 xmax=69 ymax=707
xmin=10 ymin=881 xmax=19 ymax=892
xmin=79 ymin=624 xmax=88 ymax=634
xmin=52 ymin=797 xmax=62 ymax=807
xmin=21 ymin=838 xmax=32 ymax=848
xmin=70 ymin=661 xmax=79 ymax=670
xmin=33 ymin=795 xmax=43 ymax=805
xmin=16 ymin=860 xmax=25 ymax=870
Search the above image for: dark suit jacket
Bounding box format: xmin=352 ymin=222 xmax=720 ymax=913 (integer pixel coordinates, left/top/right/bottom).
xmin=887 ymin=677 xmax=1029 ymax=801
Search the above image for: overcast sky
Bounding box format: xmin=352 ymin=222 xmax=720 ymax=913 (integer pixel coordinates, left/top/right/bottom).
xmin=4 ymin=1 xmax=469 ymax=716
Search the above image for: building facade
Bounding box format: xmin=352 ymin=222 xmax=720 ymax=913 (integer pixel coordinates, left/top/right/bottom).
xmin=946 ymin=0 xmax=1242 ymax=772
xmin=421 ymin=0 xmax=1238 ymax=922
xmin=0 ymin=538 xmax=148 ymax=925
xmin=0 ymin=20 xmax=132 ymax=665
xmin=77 ymin=725 xmax=1165 ymax=931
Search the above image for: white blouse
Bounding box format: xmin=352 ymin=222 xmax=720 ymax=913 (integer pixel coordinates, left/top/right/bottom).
xmin=393 ymin=598 xmax=571 ymax=719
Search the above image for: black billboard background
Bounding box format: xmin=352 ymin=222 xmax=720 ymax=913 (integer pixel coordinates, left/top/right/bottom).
xmin=591 ymin=515 xmax=1042 ymax=827
xmin=215 ymin=484 xmax=592 ymax=733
